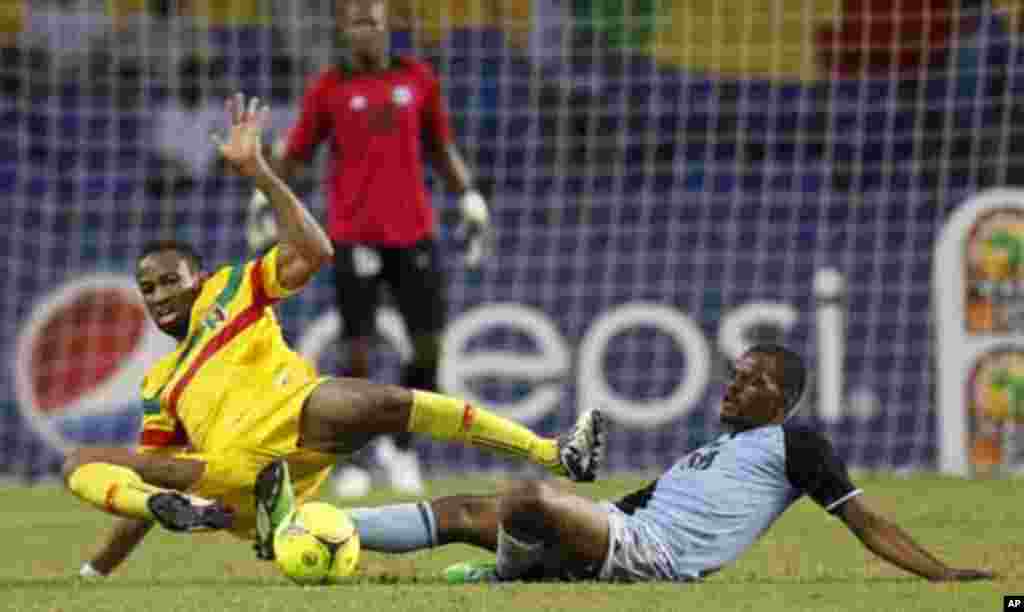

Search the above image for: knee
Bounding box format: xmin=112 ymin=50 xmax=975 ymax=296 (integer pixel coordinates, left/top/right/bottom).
xmin=61 ymin=447 xmax=112 ymax=485
xmin=301 ymin=379 xmax=412 ymax=450
xmin=500 ymin=480 xmax=556 ymax=521
xmin=443 ymin=495 xmax=495 ymax=532
xmin=314 ymin=379 xmax=410 ymax=420
xmin=431 ymin=494 xmax=501 ymax=548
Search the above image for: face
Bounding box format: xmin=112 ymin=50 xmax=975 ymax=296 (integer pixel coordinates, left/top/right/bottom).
xmin=136 ymin=250 xmax=205 ymax=340
xmin=720 ymin=350 xmax=787 ymax=429
xmin=338 ymin=0 xmax=388 ymax=59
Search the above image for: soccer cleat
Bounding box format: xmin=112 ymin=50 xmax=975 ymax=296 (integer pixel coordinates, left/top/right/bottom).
xmin=253 ymin=459 xmax=296 ymax=560
xmin=147 ymin=492 xmax=233 ymax=533
xmin=443 ymin=561 xmax=499 ymax=584
xmin=556 ymin=409 xmax=606 ymax=482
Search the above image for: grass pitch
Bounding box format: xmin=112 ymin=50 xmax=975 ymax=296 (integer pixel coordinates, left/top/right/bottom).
xmin=1 ymin=474 xmax=1018 ymax=612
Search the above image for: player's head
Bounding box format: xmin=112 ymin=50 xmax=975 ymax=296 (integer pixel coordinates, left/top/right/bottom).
xmin=136 ymin=240 xmax=207 ymax=340
xmin=337 ymin=0 xmax=389 ymax=63
xmin=720 ymin=344 xmax=806 ymax=430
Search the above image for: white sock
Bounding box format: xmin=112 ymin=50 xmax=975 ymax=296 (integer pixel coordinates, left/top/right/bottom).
xmin=495 ymin=524 xmax=545 ymax=580
xmin=347 ymin=502 xmax=438 ymax=553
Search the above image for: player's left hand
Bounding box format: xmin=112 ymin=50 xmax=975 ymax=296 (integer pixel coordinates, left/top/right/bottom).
xmin=212 ymin=93 xmax=271 ymax=180
xmin=457 ymin=190 xmax=492 ymax=268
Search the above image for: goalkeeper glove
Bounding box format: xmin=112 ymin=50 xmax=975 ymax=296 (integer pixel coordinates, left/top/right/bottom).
xmin=246 ymin=189 xmax=278 ymax=254
xmin=457 ymin=190 xmax=491 ymax=269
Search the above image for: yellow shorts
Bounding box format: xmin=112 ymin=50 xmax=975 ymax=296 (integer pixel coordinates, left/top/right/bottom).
xmin=176 ymin=379 xmax=335 ymax=539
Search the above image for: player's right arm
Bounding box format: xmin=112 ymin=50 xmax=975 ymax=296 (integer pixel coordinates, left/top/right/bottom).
xmin=785 ymin=426 xmax=994 ymax=582
xmin=247 ymin=74 xmax=332 ymax=253
xmin=838 ymin=497 xmax=994 ymax=581
xmin=218 ymin=94 xmax=333 ymax=292
xmin=79 ymin=418 xmax=171 ymax=577
xmin=417 ymin=58 xmax=491 ymax=268
xmin=82 ymin=518 xmax=153 ymax=577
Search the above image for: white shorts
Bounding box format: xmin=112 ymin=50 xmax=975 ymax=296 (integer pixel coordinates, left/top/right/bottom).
xmin=596 ymin=502 xmax=686 ymax=582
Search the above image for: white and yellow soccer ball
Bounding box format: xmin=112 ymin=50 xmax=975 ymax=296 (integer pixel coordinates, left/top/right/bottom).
xmin=273 ymin=502 xmax=361 ymax=585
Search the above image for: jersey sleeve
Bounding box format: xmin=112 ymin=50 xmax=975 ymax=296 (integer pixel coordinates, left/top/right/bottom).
xmin=138 ymin=386 xmax=189 ymax=453
xmin=783 ymin=426 xmax=862 ymax=514
xmin=285 ymin=73 xmax=331 ymax=162
xmin=417 ymin=59 xmax=453 ymax=146
xmin=253 ymin=245 xmax=299 ymax=303
xmin=613 ymin=479 xmax=658 ymax=515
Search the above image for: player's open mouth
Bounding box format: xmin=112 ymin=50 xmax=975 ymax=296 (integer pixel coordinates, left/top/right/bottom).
xmin=157 ymin=311 xmax=178 ymax=326
xmin=348 ymin=20 xmax=379 ymax=35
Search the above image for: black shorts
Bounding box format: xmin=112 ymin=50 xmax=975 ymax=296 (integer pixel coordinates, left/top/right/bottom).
xmin=333 ymin=239 xmax=446 ymax=339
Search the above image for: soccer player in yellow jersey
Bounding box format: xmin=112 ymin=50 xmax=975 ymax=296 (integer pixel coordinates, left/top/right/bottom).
xmin=63 ymin=93 xmax=605 ymax=576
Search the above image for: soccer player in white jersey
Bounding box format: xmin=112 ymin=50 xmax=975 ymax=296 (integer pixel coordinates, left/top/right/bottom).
xmin=294 ymin=344 xmax=995 ymax=583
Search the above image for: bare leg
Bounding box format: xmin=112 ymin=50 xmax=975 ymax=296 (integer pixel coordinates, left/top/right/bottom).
xmin=344 ymin=487 xmax=606 ymax=578
xmin=62 ymin=447 xmax=204 ymax=492
xmin=498 ymin=480 xmax=610 ymax=576
xmin=64 ymin=450 xmax=209 ymax=575
xmin=299 ymin=377 xmax=413 ymax=455
xmin=345 ymin=494 xmax=499 ymax=554
xmin=433 ymin=495 xmax=501 ymax=551
xmin=297 ymin=378 xmax=579 ymax=478
xmin=63 ymin=446 xmax=230 ymax=534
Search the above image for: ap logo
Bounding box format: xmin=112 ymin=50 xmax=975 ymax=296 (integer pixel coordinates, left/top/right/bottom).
xmin=14 ymin=274 xmax=176 ymax=452
xmin=1006 ymin=596 xmax=1024 ymax=610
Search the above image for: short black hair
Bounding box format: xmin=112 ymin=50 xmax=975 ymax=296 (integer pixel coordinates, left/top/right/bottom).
xmin=138 ymin=240 xmax=204 ymax=273
xmin=746 ymin=343 xmax=806 ymax=415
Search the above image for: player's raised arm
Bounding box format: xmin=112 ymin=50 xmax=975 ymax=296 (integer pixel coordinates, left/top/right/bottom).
xmin=837 ymin=496 xmax=995 ymax=582
xmin=215 ymin=93 xmax=333 ymax=291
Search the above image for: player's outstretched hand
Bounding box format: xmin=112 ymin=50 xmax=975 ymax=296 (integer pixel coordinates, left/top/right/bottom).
xmin=935 ymin=568 xmax=997 ymax=582
xmin=212 ymin=93 xmax=271 ymax=180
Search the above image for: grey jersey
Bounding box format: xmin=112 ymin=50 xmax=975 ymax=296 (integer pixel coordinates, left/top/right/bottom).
xmin=614 ymin=424 xmax=861 ymax=580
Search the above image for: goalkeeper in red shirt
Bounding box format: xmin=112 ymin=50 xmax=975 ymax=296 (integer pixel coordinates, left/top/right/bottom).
xmin=247 ymin=0 xmax=490 ymax=496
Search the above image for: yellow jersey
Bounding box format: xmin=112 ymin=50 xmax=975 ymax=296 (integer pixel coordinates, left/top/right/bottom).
xmin=138 ymin=246 xmax=320 ymax=455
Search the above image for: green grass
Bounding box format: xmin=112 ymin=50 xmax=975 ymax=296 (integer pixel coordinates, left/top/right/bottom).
xmin=1 ymin=474 xmax=1019 ymax=612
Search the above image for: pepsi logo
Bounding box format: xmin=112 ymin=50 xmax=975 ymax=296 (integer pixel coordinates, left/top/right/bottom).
xmin=14 ymin=274 xmax=176 ymax=452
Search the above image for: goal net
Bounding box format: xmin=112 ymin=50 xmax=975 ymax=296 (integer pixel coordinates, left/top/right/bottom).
xmin=3 ymin=0 xmax=1022 ymax=478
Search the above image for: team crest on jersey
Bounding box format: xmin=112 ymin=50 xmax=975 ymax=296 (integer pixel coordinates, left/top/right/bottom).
xmin=350 ymin=95 xmax=367 ymax=111
xmin=202 ymin=304 xmax=229 ymax=331
xmin=392 ymin=85 xmax=412 ymax=106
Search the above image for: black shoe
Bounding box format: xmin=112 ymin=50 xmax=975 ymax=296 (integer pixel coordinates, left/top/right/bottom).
xmin=556 ymin=409 xmax=607 ymax=482
xmin=148 ymin=492 xmax=234 ymax=532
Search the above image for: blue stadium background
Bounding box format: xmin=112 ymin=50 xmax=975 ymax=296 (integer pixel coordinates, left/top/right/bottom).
xmin=3 ymin=3 xmax=1022 ymax=479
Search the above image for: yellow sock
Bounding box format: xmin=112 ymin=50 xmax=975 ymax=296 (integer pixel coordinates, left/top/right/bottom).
xmin=408 ymin=391 xmax=562 ymax=474
xmin=67 ymin=463 xmax=169 ymax=520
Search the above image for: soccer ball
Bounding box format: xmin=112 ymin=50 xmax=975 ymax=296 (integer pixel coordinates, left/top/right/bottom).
xmin=273 ymin=502 xmax=361 ymax=585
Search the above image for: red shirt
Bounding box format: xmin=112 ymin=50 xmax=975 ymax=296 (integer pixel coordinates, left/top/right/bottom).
xmin=285 ymin=56 xmax=453 ymax=245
